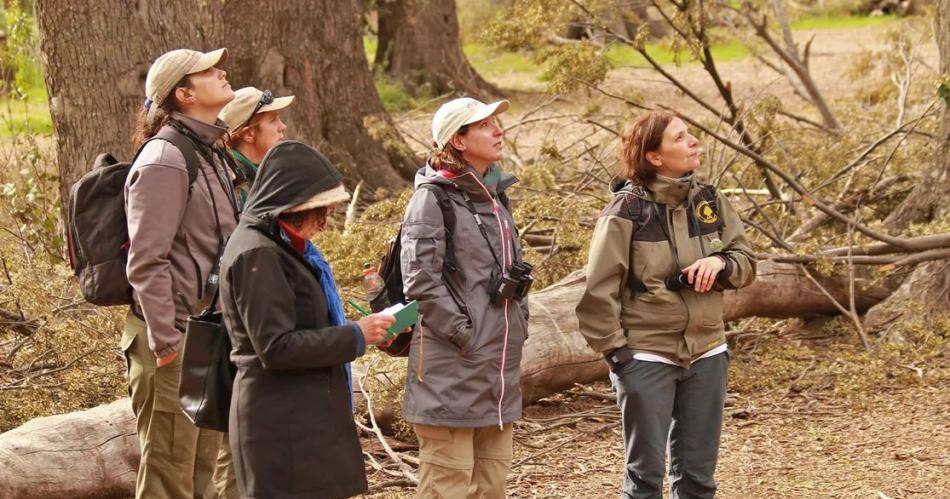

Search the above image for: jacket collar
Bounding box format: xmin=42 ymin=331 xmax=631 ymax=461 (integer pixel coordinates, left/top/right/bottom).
xmin=436 ymin=164 xmax=518 ymax=203
xmin=646 ymin=174 xmax=695 ymax=206
xmin=171 ymin=112 xmax=229 ymax=145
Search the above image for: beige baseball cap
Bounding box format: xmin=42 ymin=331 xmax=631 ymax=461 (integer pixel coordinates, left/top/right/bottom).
xmin=219 ymin=87 xmax=295 ymax=132
xmin=432 ymin=97 xmax=509 ymax=150
xmin=285 ymin=184 xmax=351 ymax=213
xmin=144 ymin=48 xmax=228 ymax=120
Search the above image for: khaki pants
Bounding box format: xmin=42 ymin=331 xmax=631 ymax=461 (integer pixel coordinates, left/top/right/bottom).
xmin=123 ymin=313 xmax=237 ymax=499
xmin=414 ymin=423 xmax=513 ymax=499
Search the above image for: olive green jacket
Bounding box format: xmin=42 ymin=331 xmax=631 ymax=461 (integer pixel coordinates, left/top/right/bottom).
xmin=575 ymin=174 xmax=757 ymax=366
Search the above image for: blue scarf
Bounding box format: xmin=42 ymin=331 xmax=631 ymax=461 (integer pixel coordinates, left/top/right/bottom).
xmin=280 ymin=228 xmax=354 ymax=408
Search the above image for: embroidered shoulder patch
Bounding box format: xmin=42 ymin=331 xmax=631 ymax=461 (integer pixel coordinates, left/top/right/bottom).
xmin=695 ymin=200 xmax=718 ymax=224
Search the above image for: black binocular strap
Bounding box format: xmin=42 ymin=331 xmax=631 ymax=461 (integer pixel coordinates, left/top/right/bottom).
xmin=458 ymin=190 xmax=504 ymax=273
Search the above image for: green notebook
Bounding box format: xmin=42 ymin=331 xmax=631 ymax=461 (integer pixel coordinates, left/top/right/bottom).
xmin=379 ymin=300 xmax=419 ymax=339
xmin=347 ymin=299 xmax=419 ymax=340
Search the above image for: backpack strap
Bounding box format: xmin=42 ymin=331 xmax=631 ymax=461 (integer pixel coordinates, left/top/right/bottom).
xmin=418 ymin=183 xmax=458 ymax=273
xmin=153 ymin=126 xmax=201 ymax=190
xmin=623 ymin=194 xmax=648 ymax=296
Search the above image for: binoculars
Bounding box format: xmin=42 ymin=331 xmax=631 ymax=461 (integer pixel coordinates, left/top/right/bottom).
xmin=490 ymin=261 xmax=534 ymax=304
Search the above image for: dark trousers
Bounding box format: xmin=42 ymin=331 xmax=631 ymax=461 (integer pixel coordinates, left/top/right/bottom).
xmin=609 ymin=353 xmax=729 ymax=499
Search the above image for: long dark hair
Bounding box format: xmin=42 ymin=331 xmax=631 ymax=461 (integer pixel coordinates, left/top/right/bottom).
xmin=427 ymin=124 xmax=470 ymax=173
xmin=131 ymin=75 xmax=193 ymax=149
xmin=618 ymin=110 xmax=678 ymax=186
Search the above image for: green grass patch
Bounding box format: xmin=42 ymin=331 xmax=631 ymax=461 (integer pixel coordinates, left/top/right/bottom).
xmin=463 ymin=42 xmax=537 ymax=78
xmin=374 ymin=76 xmax=415 ymax=112
xmin=0 ymin=85 xmax=53 ymax=137
xmin=790 ymin=13 xmax=896 ymax=30
xmin=606 ymin=38 xmax=750 ymax=67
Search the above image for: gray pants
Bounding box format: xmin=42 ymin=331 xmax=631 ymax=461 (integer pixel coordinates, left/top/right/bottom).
xmin=609 ymin=353 xmax=729 ymax=499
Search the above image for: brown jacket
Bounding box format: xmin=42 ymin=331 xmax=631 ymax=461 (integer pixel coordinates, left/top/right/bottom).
xmin=576 ymin=175 xmax=756 ymax=366
xmin=124 ymin=113 xmax=238 ymax=357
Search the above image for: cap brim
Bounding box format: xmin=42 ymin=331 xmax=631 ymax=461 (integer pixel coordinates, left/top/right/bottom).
xmin=188 ymin=48 xmax=228 ymax=75
xmin=285 ymin=184 xmax=351 ymax=213
xmin=259 ymin=95 xmax=295 ymax=114
xmin=462 ymin=100 xmax=510 ymax=126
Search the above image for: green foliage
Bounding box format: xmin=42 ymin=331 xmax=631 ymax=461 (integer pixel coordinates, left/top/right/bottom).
xmin=538 ymin=42 xmax=609 ymax=93
xmin=937 ymin=75 xmax=950 ymax=104
xmin=0 ymin=135 xmax=64 ymax=261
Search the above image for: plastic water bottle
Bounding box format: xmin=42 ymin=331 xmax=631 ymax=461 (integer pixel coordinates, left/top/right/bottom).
xmin=362 ymin=262 xmax=384 ymax=302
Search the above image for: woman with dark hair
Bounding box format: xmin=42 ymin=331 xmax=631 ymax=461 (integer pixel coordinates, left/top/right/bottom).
xmin=123 ymin=47 xmax=238 ymax=498
xmin=576 ymin=110 xmax=757 ymax=498
xmin=219 ymin=141 xmax=393 ymax=498
xmin=400 ymin=97 xmax=530 ymax=498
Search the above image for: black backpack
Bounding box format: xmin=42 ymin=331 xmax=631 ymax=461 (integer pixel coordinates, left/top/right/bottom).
xmin=370 ymin=184 xmax=457 ymax=356
xmin=66 ymin=127 xmax=201 ymax=306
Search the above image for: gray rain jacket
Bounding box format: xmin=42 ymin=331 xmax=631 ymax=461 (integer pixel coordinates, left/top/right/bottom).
xmin=401 ymin=164 xmax=529 ymax=428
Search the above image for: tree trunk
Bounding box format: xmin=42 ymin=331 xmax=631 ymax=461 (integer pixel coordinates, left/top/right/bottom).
xmin=34 ymin=0 xmax=209 ymax=220
xmin=376 ymin=0 xmax=500 ymax=99
xmin=0 ymin=261 xmax=891 ymax=498
xmin=35 ymin=0 xmax=414 ymax=216
xmin=216 ymin=0 xmax=417 ymax=188
xmin=865 ymin=0 xmax=950 ymax=333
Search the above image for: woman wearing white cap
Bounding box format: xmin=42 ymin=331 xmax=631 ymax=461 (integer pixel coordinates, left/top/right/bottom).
xmin=399 ymin=97 xmax=531 ymax=497
xmin=219 ymin=86 xmax=295 ymax=208
xmin=124 ymin=47 xmax=239 ymax=498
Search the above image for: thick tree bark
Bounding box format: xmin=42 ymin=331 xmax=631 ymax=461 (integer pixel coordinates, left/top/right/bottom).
xmin=865 ymin=0 xmax=950 ymax=333
xmin=0 ymin=261 xmax=891 ymax=498
xmin=35 ymin=0 xmax=413 ymax=216
xmin=34 ymin=0 xmax=208 ymax=220
xmin=216 ymin=1 xmax=417 ymax=187
xmin=376 ymin=0 xmax=500 ymax=98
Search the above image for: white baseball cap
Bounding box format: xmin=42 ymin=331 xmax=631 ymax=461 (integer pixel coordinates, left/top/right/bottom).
xmin=432 ymin=97 xmax=509 ymax=150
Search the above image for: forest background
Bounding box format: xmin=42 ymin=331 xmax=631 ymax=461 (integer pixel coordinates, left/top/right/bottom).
xmin=0 ymin=0 xmax=948 ymax=497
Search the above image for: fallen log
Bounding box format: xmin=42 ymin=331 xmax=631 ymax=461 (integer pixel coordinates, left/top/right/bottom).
xmin=0 ymin=399 xmax=137 ymax=499
xmin=0 ymin=261 xmax=892 ymax=497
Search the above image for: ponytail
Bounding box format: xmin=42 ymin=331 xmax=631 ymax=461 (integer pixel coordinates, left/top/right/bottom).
xmin=131 ymin=75 xmax=192 ymax=149
xmin=426 ymin=123 xmax=470 ymax=173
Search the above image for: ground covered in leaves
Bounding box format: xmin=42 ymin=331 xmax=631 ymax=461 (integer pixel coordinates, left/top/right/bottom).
xmin=362 ymin=321 xmax=949 ymax=498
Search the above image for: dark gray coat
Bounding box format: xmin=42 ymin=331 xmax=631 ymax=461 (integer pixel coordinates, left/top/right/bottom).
xmin=401 ymin=165 xmax=529 ymax=428
xmin=220 ymin=141 xmax=367 ymax=498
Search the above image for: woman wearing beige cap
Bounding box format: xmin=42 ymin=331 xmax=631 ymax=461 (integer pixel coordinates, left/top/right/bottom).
xmin=400 ymin=97 xmax=530 ymax=497
xmin=123 ymin=47 xmax=239 ymax=498
xmin=218 ymin=86 xmax=295 ymax=208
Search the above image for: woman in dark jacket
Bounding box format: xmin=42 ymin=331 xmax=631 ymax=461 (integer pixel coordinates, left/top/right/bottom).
xmin=219 ymin=141 xmax=393 ymax=498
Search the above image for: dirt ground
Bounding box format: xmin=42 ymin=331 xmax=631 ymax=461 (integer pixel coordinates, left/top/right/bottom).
xmin=361 ymin=19 xmax=948 ymax=499
xmin=362 ymin=344 xmax=949 ymax=499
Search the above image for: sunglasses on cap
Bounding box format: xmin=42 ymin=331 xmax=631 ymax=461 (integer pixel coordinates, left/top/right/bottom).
xmin=238 ymin=89 xmax=274 ymax=130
